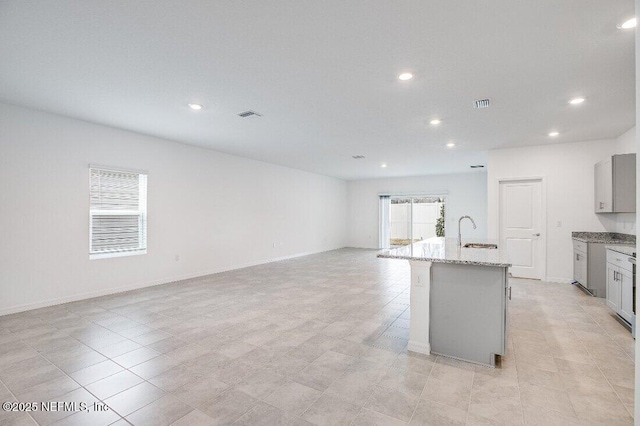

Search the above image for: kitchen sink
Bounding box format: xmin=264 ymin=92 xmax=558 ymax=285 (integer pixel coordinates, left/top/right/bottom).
xmin=463 ymin=243 xmax=498 ymax=249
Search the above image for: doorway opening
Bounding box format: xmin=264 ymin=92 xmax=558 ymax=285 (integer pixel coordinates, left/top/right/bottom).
xmin=380 ymin=196 xmax=445 ymax=248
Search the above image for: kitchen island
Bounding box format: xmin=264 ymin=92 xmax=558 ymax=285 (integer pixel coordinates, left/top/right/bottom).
xmin=378 ymin=237 xmax=511 ymax=367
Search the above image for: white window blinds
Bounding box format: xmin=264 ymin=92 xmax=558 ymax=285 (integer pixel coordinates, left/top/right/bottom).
xmin=89 ymin=166 xmax=147 ymax=259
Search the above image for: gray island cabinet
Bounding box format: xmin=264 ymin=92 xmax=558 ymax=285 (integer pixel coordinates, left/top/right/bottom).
xmin=379 ymin=238 xmax=511 ymax=368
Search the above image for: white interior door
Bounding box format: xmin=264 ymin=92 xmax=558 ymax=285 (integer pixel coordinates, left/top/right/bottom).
xmin=499 ymin=179 xmax=544 ymax=279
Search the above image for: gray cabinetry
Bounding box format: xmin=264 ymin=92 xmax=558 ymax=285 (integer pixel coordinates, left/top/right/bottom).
xmin=620 ymin=268 xmax=633 ymax=323
xmin=429 ymin=263 xmax=508 ymax=367
xmin=595 ymin=154 xmax=636 ymax=213
xmin=606 ymin=262 xmax=620 ymax=312
xmin=606 ymin=249 xmax=634 ymax=324
xmin=573 ymin=241 xmax=588 ymax=289
xmin=572 ymin=239 xmax=607 ymax=297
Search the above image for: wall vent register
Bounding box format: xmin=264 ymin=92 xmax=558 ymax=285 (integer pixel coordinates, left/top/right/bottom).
xmin=89 ymin=166 xmax=148 ymax=259
xmin=474 ymin=99 xmax=491 ymax=109
xmin=237 ymin=110 xmax=263 ymax=118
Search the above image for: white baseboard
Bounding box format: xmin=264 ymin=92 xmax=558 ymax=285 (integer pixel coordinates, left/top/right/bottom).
xmin=407 ymin=340 xmax=431 ymax=355
xmin=0 ymin=247 xmax=345 ymax=317
xmin=544 ymin=276 xmax=573 ymax=284
xmin=345 ymin=245 xmax=380 ymax=250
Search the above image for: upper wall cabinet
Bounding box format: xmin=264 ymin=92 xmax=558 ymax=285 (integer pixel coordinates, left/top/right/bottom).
xmin=594 ymin=154 xmax=636 ymax=213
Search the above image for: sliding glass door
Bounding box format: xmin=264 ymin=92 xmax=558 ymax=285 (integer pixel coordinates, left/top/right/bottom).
xmin=385 ymin=196 xmax=445 ymax=248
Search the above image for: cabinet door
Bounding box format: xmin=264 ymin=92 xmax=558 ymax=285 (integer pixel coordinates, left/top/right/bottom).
xmin=578 ymin=251 xmax=588 ymax=287
xmin=619 ymin=268 xmax=634 ymax=323
xmin=612 ymin=154 xmax=636 ymax=213
xmin=573 ymin=251 xmax=583 ymax=284
xmin=595 ymin=159 xmax=613 ymax=213
xmin=606 ymin=264 xmax=620 ymax=312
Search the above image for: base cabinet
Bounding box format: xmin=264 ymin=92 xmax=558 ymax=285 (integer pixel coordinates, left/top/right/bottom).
xmin=606 ymin=263 xmax=621 ymax=312
xmin=606 ymin=249 xmax=634 ymax=325
xmin=429 ymin=263 xmax=508 ymax=367
xmin=619 ymin=268 xmax=634 ymax=324
xmin=572 ymin=239 xmax=607 ymax=297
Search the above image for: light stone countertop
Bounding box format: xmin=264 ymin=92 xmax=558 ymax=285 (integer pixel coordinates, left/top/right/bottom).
xmin=605 ymin=245 xmax=636 ymax=257
xmin=572 ymin=231 xmax=635 ymax=244
xmin=378 ymin=237 xmax=511 ymax=267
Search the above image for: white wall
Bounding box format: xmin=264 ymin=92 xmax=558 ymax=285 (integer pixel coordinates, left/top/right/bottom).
xmin=347 ymin=173 xmax=487 ymax=248
xmin=616 ymin=126 xmax=636 ymax=154
xmin=487 ymin=138 xmax=631 ymax=283
xmin=0 ymin=103 xmax=347 ymax=315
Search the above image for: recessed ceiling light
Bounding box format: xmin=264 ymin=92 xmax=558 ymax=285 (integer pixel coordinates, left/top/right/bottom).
xmin=430 ymin=119 xmax=442 ymax=126
xmin=188 ymin=103 xmax=203 ymax=110
xmin=381 ymin=163 xmax=388 ymax=168
xmin=548 ymin=131 xmax=560 ymax=137
xmin=568 ymin=97 xmax=585 ymax=105
xmin=619 ymin=17 xmax=637 ymax=29
xmin=398 ymin=73 xmax=413 ymax=81
xmin=446 ymin=142 xmax=455 ymax=148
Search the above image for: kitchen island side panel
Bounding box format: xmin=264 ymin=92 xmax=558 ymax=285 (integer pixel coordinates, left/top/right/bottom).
xmin=430 ymin=263 xmax=508 ymax=366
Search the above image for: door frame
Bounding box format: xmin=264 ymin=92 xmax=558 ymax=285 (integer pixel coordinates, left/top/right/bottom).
xmin=494 ymin=176 xmax=547 ymax=281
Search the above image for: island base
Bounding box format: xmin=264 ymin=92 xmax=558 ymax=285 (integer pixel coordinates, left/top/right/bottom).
xmin=406 ymin=260 xmax=509 ymax=369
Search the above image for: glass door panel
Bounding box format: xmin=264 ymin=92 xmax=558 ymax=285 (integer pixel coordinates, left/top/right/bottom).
xmin=388 ymin=197 xmax=445 ymax=247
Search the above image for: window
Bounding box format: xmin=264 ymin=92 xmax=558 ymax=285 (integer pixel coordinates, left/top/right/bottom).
xmin=89 ymin=166 xmax=147 ymax=259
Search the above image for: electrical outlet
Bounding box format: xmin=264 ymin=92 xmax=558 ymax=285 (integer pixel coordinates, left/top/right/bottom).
xmin=556 ymin=221 xmax=562 ymax=227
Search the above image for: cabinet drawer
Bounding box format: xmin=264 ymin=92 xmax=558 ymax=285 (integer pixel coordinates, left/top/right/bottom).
xmin=607 ymin=250 xmax=633 ymax=272
xmin=573 ymin=239 xmax=587 ymax=254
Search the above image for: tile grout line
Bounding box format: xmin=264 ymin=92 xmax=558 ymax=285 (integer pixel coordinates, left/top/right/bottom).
xmin=464 ymin=365 xmax=475 ymax=425
xmin=9 ymin=314 xmax=178 ymax=425
xmin=407 ymin=354 xmax=437 ymax=425
xmin=576 ymin=304 xmax=635 ymax=419
xmin=22 ymin=332 xmax=133 ymax=424
xmin=506 ymin=279 xmax=527 ymax=426
xmin=0 ymin=374 xmax=39 ymax=426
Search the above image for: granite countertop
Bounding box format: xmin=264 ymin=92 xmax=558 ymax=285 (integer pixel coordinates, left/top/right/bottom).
xmin=571 ymin=232 xmax=636 ymax=244
xmin=378 ymin=237 xmax=511 ymax=267
xmin=605 ymin=245 xmax=636 ymax=257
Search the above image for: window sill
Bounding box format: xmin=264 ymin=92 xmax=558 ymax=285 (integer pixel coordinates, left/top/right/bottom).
xmin=90 ymin=250 xmax=147 ymax=260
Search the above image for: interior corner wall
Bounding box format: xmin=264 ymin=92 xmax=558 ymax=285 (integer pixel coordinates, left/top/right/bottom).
xmin=0 ymin=103 xmax=348 ymax=315
xmin=487 ymin=138 xmax=625 ymax=283
xmin=346 ymin=172 xmax=488 ymax=249
xmin=616 ymin=126 xmax=636 ymax=154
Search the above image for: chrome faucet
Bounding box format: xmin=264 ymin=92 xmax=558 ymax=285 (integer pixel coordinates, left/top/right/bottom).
xmin=458 ymin=215 xmax=476 ymax=246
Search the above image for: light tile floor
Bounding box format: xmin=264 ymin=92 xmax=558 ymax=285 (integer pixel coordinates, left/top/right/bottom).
xmin=0 ymin=248 xmax=635 ymax=425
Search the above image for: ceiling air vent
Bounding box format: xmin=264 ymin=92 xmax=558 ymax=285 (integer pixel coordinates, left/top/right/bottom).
xmin=474 ymin=99 xmax=490 ymax=109
xmin=237 ymin=110 xmax=263 ymax=118
xmin=352 ymin=155 xmax=366 ymax=159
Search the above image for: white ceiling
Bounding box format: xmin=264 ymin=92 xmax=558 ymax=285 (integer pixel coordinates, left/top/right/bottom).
xmin=0 ymin=1 xmax=635 ymax=180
